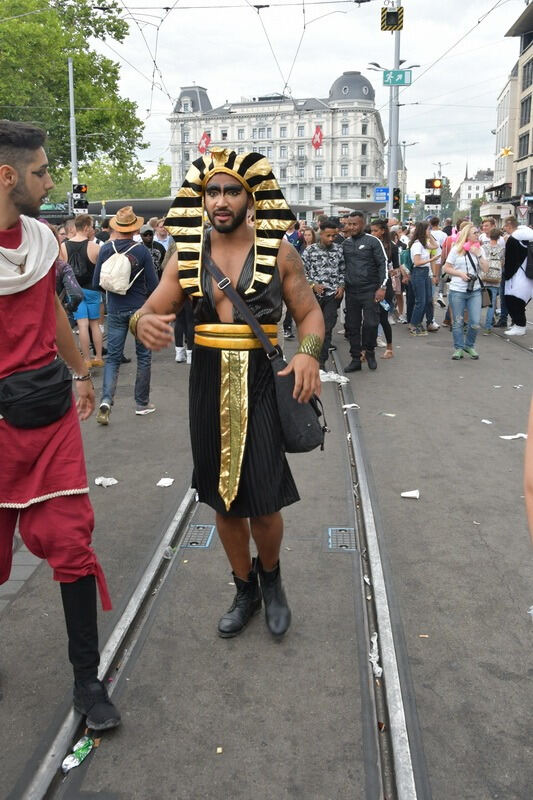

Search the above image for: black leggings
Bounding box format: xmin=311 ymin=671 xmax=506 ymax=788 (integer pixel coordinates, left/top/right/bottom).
xmin=379 ymin=304 xmax=392 ymax=345
xmin=505 ymin=295 xmax=527 ymax=327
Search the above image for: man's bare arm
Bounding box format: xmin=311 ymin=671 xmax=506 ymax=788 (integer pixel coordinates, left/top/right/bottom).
xmin=54 ymin=294 xmax=95 ymax=419
xmin=135 ymin=251 xmax=186 ymax=350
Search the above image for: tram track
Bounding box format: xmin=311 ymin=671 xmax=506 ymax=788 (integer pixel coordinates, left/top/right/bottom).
xmin=11 ymin=351 xmax=434 ymax=800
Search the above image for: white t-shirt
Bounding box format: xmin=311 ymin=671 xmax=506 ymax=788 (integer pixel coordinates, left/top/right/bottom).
xmin=430 ymin=228 xmax=447 ymax=249
xmin=410 ymin=240 xmax=431 ymax=269
xmin=479 ymin=232 xmax=505 ymax=248
xmin=446 ymin=245 xmax=483 ymax=293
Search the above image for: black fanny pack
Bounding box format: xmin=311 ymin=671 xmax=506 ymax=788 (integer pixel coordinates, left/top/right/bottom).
xmin=0 ymin=359 xmax=72 ymax=429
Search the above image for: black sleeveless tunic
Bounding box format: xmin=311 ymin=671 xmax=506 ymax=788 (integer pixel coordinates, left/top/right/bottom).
xmin=188 ymin=235 xmax=299 ymax=518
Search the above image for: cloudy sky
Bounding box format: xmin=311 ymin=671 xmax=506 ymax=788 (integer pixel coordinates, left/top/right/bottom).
xmin=93 ymin=0 xmax=526 ymax=195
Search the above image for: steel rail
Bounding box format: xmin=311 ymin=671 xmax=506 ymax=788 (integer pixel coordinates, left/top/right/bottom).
xmin=19 ymin=487 xmax=197 ymax=800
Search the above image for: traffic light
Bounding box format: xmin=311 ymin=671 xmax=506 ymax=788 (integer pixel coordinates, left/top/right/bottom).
xmin=381 ymin=7 xmax=404 ymax=31
xmin=425 ymin=177 xmax=442 ymax=206
xmin=72 ymin=183 xmax=88 ymax=212
xmin=425 ymin=178 xmax=442 ymax=190
xmin=393 ymin=187 xmax=401 ymax=210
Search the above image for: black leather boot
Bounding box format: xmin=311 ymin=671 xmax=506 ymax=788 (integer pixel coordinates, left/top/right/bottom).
xmin=61 ymin=576 xmax=121 ymax=730
xmin=217 ymin=561 xmax=262 ymax=638
xmin=257 ymin=558 xmax=291 ymax=637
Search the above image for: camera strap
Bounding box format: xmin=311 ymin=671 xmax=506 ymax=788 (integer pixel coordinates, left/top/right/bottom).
xmin=465 ymin=251 xmax=486 ymax=290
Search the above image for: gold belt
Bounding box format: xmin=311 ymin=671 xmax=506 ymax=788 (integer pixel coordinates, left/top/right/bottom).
xmin=194 ymin=323 xmax=278 ymax=350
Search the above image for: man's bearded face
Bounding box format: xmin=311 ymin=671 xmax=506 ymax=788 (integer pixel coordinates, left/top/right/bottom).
xmin=205 ymin=174 xmax=250 ymax=234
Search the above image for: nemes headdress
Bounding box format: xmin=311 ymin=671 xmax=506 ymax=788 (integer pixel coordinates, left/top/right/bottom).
xmin=164 ymin=147 xmax=295 ymax=296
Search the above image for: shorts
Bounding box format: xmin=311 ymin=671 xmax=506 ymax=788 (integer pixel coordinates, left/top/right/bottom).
xmin=74 ymin=288 xmax=102 ymax=321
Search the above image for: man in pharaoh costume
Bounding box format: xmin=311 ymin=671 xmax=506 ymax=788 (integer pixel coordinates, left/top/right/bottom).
xmin=131 ymin=148 xmax=324 ymax=638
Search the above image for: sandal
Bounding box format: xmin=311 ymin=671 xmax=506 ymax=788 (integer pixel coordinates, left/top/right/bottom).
xmin=381 ymin=348 xmax=394 ymax=359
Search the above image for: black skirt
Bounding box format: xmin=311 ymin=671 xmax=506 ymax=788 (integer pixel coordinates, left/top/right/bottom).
xmin=189 ymin=345 xmax=300 ymax=518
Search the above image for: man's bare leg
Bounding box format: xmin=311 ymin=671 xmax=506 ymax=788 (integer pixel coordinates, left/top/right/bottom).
xmin=216 ymin=513 xmax=261 ymax=638
xmin=215 ymin=512 xmax=252 ymax=580
xmin=250 ymin=511 xmax=283 ymax=570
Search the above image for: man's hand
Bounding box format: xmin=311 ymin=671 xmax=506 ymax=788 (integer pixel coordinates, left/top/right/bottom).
xmin=374 ymin=287 xmax=386 ymax=303
xmin=335 ymin=286 xmax=344 ymax=300
xmin=277 ymin=353 xmax=321 ymax=404
xmin=75 ymin=380 xmax=95 ymax=420
xmin=137 ymin=313 xmax=176 ymax=351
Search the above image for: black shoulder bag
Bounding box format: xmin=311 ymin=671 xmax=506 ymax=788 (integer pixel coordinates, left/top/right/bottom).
xmin=203 ymin=253 xmax=327 ymax=453
xmin=0 ymin=358 xmax=72 ymax=429
xmin=465 ymin=251 xmax=492 ymax=308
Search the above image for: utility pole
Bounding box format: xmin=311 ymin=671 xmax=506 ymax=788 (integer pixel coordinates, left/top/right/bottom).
xmin=68 ymin=58 xmax=78 ymax=214
xmin=387 ymin=9 xmax=401 ymax=219
xmin=400 ymin=140 xmax=418 ymax=222
xmin=433 ymin=161 xmax=450 ymax=179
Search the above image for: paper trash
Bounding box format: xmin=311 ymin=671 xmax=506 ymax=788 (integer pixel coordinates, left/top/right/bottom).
xmin=481 ymin=419 xmax=493 ymax=425
xmin=401 ymin=489 xmax=420 ymax=499
xmin=379 ymin=412 xmax=397 ymax=417
xmin=499 ymin=433 xmax=528 ymax=440
xmin=369 ymin=632 xmax=383 ymax=678
xmin=342 ymin=403 xmax=360 ymax=410
xmin=95 ymin=476 xmax=118 ymax=488
xmin=156 ymin=477 xmax=175 ymax=487
xmin=320 ymin=370 xmax=349 ymax=384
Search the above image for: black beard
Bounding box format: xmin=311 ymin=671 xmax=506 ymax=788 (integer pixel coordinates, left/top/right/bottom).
xmin=208 ymin=202 xmax=249 ymax=234
xmin=11 ymin=184 xmax=40 ymax=218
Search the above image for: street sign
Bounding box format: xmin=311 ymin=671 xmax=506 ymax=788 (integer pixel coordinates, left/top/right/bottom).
xmin=383 ymin=69 xmax=412 ymax=86
xmin=374 ymin=186 xmax=389 ymax=202
xmin=517 ymin=204 xmax=528 ymax=220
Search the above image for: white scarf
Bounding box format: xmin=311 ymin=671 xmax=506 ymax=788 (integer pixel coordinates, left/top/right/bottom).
xmin=0 ymin=216 xmax=59 ymax=295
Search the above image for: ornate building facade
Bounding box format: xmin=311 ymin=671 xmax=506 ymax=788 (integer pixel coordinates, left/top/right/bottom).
xmin=169 ymin=72 xmax=386 ymax=221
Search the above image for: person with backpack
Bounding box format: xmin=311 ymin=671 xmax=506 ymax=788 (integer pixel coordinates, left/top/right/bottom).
xmin=502 ymin=216 xmax=533 ymax=336
xmin=92 ymin=206 xmax=159 ymax=424
xmin=60 ymin=214 xmax=103 ymax=367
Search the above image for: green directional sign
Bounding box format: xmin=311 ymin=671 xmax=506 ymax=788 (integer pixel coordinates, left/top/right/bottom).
xmin=383 ymin=69 xmax=412 ymax=86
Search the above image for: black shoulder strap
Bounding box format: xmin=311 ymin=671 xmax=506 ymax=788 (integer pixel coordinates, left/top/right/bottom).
xmin=203 ymin=253 xmax=279 ymax=360
xmin=465 ymin=251 xmax=485 ymax=289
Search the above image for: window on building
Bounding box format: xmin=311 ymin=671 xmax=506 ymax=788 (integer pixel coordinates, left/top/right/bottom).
xmin=315 ymin=186 xmax=322 ymax=200
xmin=519 ymin=132 xmax=530 ymax=158
xmin=280 ymin=126 xmax=287 ymax=138
xmin=266 ymin=127 xmax=272 ymax=138
xmin=341 ymin=164 xmax=348 ymax=177
xmin=341 ymin=143 xmax=348 ymax=156
xmin=252 ymin=127 xmax=258 ymax=138
xmin=361 ymin=186 xmax=368 ymax=199
xmin=361 ymin=123 xmax=368 ymax=135
xmin=298 ymin=166 xmax=305 ymax=178
xmin=298 ymin=145 xmax=305 ymax=157
xmin=314 ymin=147 xmax=323 ymax=157
xmin=237 ymin=128 xmax=244 ymax=140
xmin=280 ymin=145 xmax=287 ymax=159
xmin=520 ymin=95 xmax=531 ymax=127
xmin=221 ymin=129 xmax=228 ymax=141
xmin=517 ymin=169 xmax=527 ymax=194
xmin=184 ymin=150 xmax=190 ymax=162
xmin=298 ymin=186 xmax=304 ymax=200
xmin=523 ymin=59 xmax=533 ymax=91
xmin=361 ymin=165 xmax=367 ymax=177
xmin=238 ymin=147 xmax=245 ymax=154
xmin=266 ymin=146 xmax=273 ymax=159
xmin=468 ymin=192 xmax=472 ymax=199
xmin=280 ymin=167 xmax=287 ymax=180
xmin=361 ymin=143 xmax=368 ymax=156
xmin=530 ymin=167 xmax=533 ymax=192
xmin=183 ymin=130 xmax=190 ymax=143
xmin=315 ymin=164 xmax=322 ymax=179
xmin=298 ymin=125 xmax=305 ymax=137
xmin=475 ymin=185 xmax=479 ymax=191
xmin=182 ymin=99 xmax=191 ymax=112
xmin=258 ymin=127 xmax=265 ymax=139
xmin=257 ymin=147 xmax=266 ymax=156
xmin=340 ymin=185 xmax=348 ymax=199
xmin=341 ymin=123 xmax=349 ymax=136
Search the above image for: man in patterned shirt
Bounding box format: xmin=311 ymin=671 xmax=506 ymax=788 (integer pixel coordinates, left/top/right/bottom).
xmin=301 ymin=219 xmax=345 ymax=370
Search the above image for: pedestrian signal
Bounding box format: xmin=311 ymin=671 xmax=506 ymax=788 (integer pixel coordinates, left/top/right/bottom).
xmin=381 ymin=7 xmax=404 ymax=31
xmin=393 ymin=187 xmax=401 ymax=209
xmin=72 ymin=184 xmax=89 ymax=211
xmin=425 ymin=178 xmax=442 ymax=189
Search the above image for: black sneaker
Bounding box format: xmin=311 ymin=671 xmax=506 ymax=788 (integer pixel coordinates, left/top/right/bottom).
xmin=345 ymin=359 xmax=361 ymax=372
xmin=73 ymin=679 xmax=121 ymax=730
xmin=366 ymin=352 xmax=377 ymax=370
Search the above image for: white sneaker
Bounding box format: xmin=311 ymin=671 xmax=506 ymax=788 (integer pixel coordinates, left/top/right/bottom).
xmin=398 ymin=314 xmax=407 ymax=324
xmin=427 ymin=321 xmax=440 ymax=331
xmin=506 ymin=325 xmax=527 ymax=336
xmin=175 ymin=346 xmax=186 ymax=363
xmin=186 ymin=349 xmax=192 ymax=365
xmin=376 ymin=336 xmax=387 ymax=348
xmin=135 ymin=403 xmax=156 ymax=415
xmin=388 ymin=315 xmax=396 ymax=325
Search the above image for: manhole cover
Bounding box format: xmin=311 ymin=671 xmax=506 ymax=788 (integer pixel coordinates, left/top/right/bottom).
xmin=181 ymin=524 xmax=215 ymax=548
xmin=327 ymin=527 xmax=356 ymax=551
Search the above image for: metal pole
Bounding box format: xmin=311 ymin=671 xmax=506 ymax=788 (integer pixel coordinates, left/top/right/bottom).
xmin=400 ymin=141 xmax=406 ymax=221
xmin=387 ymin=26 xmax=401 ymax=219
xmin=68 ymin=58 xmax=78 ymax=187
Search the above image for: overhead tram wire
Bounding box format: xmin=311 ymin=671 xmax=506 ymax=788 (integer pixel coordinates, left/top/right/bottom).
xmin=124 ymin=0 xmax=380 ymax=9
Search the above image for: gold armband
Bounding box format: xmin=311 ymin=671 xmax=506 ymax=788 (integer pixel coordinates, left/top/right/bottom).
xmin=129 ymin=309 xmax=150 ymax=338
xmin=296 ymin=333 xmax=322 ymax=362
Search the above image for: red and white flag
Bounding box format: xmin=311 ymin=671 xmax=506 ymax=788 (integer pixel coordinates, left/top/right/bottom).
xmin=311 ymin=125 xmax=323 ymax=150
xmin=198 ymin=131 xmax=211 ymax=154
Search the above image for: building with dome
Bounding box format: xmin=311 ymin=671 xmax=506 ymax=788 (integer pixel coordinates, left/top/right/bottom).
xmin=168 ymin=72 xmax=386 ymax=220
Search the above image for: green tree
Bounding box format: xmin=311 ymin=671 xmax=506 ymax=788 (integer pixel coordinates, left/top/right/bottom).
xmin=0 ymin=0 xmax=145 ymax=170
xmin=470 ymin=197 xmax=485 ymax=226
xmin=438 ymin=177 xmax=456 ymax=220
xmin=49 ymin=159 xmax=171 ymax=203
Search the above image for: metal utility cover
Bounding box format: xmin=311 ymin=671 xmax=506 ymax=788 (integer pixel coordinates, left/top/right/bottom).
xmin=181 ymin=524 xmax=215 ymax=549
xmin=327 ymin=527 xmax=356 ymax=551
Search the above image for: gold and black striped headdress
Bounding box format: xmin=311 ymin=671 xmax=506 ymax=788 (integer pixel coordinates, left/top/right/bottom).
xmin=164 ymin=147 xmax=295 ymax=297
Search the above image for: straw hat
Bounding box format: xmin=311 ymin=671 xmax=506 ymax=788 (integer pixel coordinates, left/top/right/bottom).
xmin=109 ymin=206 xmax=144 ymax=233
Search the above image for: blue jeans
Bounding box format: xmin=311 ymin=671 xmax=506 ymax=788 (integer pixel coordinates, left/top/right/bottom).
xmin=483 ymin=286 xmax=499 ymax=329
xmin=449 ymin=289 xmax=482 ymax=350
xmin=101 ymin=310 xmax=152 ymax=407
xmin=410 ymin=267 xmax=434 ymax=327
